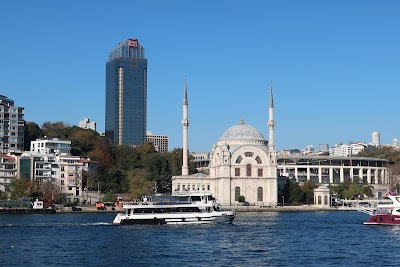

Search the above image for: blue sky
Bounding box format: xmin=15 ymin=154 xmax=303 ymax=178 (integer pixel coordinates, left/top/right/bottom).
xmin=1 ymin=1 xmax=399 ymax=152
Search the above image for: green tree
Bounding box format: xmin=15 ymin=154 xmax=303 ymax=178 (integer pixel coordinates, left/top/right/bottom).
xmin=237 ymin=195 xmax=245 ymax=203
xmin=9 ymin=179 xmax=31 ymax=200
xmin=165 ymin=148 xmax=183 ymax=176
xmin=102 ymin=167 xmax=129 ymax=193
xmin=143 ymin=153 xmax=172 ymax=193
xmin=24 ymin=122 xmax=42 ymax=150
xmin=114 ymin=145 xmax=142 ymax=170
xmin=300 ymin=180 xmax=317 ymax=204
xmin=126 ymin=169 xmax=154 ymax=199
xmin=288 ymin=180 xmax=304 ymax=204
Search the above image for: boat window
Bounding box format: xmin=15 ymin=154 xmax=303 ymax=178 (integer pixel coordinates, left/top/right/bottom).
xmin=191 ymin=196 xmax=201 ymax=201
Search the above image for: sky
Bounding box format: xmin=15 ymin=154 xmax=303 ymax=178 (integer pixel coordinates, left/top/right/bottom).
xmin=1 ymin=1 xmax=400 ymax=152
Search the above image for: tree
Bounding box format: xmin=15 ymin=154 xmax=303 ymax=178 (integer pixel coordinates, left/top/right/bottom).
xmin=126 ymin=169 xmax=154 ymax=199
xmin=68 ymin=127 xmax=98 ymax=156
xmin=102 ymin=167 xmax=129 ymax=193
xmin=165 ymin=148 xmax=183 ymax=176
xmin=143 ymin=153 xmax=172 ymax=193
xmin=300 ymin=180 xmax=317 ymax=204
xmin=114 ymin=145 xmax=142 ymax=170
xmin=24 ymin=122 xmax=42 ymax=150
xmin=389 ymin=162 xmax=400 ymax=193
xmin=237 ymin=195 xmax=245 ymax=203
xmin=288 ymin=180 xmax=304 ymax=204
xmin=88 ymin=138 xmax=115 ymax=170
xmin=9 ymin=179 xmax=31 ymax=200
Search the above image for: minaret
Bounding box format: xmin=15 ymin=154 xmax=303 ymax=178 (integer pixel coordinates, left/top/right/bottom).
xmin=182 ymin=79 xmax=189 ymax=176
xmin=268 ymin=81 xmax=275 ymax=152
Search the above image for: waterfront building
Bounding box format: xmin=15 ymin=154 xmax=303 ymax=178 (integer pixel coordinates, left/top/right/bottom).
xmin=79 ymin=118 xmax=96 ymax=131
xmin=17 ymin=151 xmax=84 ymax=202
xmin=146 ymin=131 xmax=169 ymax=152
xmin=0 ymin=95 xmax=24 ymax=153
xmin=314 ymin=185 xmax=332 ymax=208
xmin=172 ymin=81 xmax=279 ymax=207
xmin=57 ymin=154 xmax=83 ymax=202
xmin=30 ymin=138 xmax=71 ymax=155
xmin=105 ymin=38 xmax=147 ymax=146
xmin=278 ymin=155 xmax=389 ymax=198
xmin=0 ymin=154 xmax=17 ymax=191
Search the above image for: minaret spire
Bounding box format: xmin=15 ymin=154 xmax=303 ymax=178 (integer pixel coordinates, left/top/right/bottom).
xmin=182 ymin=79 xmax=189 ymax=176
xmin=268 ymin=81 xmax=275 ymax=151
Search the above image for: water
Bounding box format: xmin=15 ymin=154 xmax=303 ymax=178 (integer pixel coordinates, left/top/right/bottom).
xmin=0 ymin=211 xmax=399 ymax=266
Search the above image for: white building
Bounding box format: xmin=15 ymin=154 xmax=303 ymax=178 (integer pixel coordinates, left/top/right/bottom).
xmin=0 ymin=154 xmax=17 ymax=191
xmin=57 ymin=155 xmax=83 ymax=202
xmin=172 ymin=81 xmax=279 ymax=206
xmin=79 ymin=118 xmax=96 ymax=132
xmin=30 ymin=138 xmax=71 ymax=155
xmin=146 ymin=131 xmax=169 ymax=152
xmin=329 ymin=143 xmax=372 ymax=157
xmin=372 ymin=131 xmax=380 ymax=147
xmin=303 ymin=145 xmax=315 ymax=155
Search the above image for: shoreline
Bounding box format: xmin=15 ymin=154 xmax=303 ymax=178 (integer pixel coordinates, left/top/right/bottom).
xmin=1 ymin=205 xmax=362 ymax=214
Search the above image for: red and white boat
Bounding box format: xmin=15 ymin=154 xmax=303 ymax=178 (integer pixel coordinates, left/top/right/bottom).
xmin=362 ymin=194 xmax=400 ymax=225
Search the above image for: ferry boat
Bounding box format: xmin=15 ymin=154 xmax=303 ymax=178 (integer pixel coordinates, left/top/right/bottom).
xmin=362 ymin=194 xmax=400 ymax=225
xmin=112 ymin=193 xmax=235 ymax=225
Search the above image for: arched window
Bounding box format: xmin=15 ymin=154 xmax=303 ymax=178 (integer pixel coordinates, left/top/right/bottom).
xmin=318 ymin=195 xmax=321 ymax=205
xmin=255 ymin=156 xmax=262 ymax=164
xmin=236 ymin=156 xmax=243 ymax=164
xmin=257 ymin=187 xmax=263 ymax=201
xmin=246 ymin=164 xmax=252 ymax=176
xmin=324 ymin=195 xmax=328 ymax=205
xmin=235 ymin=187 xmax=240 ymax=201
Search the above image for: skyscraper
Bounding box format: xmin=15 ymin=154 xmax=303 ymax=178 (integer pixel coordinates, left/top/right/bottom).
xmin=105 ymin=38 xmax=147 ymax=146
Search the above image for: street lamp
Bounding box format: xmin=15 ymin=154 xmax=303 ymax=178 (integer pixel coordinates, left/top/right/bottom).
xmin=97 ymin=181 xmax=100 ymax=202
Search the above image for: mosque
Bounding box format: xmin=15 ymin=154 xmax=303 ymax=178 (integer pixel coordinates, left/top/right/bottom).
xmin=171 ymin=81 xmax=283 ymax=207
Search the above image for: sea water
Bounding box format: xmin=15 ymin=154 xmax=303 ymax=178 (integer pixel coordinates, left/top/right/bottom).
xmin=0 ymin=211 xmax=399 ymax=266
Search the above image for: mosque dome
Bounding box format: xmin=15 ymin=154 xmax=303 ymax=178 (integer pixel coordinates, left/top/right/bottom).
xmin=219 ymin=119 xmax=266 ymax=142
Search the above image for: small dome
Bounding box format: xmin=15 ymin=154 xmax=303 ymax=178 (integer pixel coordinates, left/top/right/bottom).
xmin=219 ymin=121 xmax=266 ymax=142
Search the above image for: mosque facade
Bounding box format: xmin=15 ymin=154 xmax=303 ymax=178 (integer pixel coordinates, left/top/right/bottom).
xmin=171 ymin=82 xmax=280 ymax=206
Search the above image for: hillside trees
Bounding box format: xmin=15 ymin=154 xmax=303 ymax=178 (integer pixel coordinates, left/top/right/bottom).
xmin=18 ymin=121 xmax=203 ymax=200
xmin=24 ymin=122 xmax=42 ymax=150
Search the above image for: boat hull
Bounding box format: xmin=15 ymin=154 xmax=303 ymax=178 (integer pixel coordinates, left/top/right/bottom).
xmin=114 ymin=211 xmax=235 ymax=225
xmin=364 ymin=214 xmax=400 ymax=226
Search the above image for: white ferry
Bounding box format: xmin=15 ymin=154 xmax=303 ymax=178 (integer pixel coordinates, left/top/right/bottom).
xmin=112 ymin=193 xmax=235 ymax=225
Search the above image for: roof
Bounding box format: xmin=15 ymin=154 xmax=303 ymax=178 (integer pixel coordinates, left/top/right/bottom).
xmin=219 ymin=120 xmax=266 ymax=142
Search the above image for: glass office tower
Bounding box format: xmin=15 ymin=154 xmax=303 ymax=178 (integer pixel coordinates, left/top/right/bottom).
xmin=105 ymin=39 xmax=147 ymax=146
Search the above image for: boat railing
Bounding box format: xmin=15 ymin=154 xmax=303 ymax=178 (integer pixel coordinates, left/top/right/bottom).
xmin=357 ymin=206 xmax=375 ymax=215
xmin=123 ymin=200 xmax=210 ymax=207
